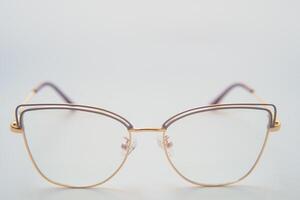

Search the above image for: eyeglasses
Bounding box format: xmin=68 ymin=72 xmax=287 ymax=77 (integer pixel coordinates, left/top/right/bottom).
xmin=10 ymin=82 xmax=281 ymax=188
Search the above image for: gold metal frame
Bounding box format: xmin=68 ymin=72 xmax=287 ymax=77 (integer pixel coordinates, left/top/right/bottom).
xmin=129 ymin=128 xmax=166 ymax=133
xmin=10 ymin=121 xmax=23 ymax=134
xmin=270 ymin=121 xmax=281 ymax=132
xmin=22 ymin=129 xmax=132 ymax=189
xmin=162 ymin=110 xmax=271 ymax=187
xmin=9 ymin=82 xmax=281 ymax=188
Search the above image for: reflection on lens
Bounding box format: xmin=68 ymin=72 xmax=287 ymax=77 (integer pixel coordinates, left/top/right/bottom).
xmin=22 ymin=109 xmax=130 ymax=187
xmin=164 ymin=108 xmax=270 ymax=185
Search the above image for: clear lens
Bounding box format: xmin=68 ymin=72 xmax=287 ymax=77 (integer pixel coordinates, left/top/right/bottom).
xmin=164 ymin=108 xmax=270 ymax=185
xmin=22 ymin=108 xmax=130 ymax=187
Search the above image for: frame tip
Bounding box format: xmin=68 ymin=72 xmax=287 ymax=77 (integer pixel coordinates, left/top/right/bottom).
xmin=270 ymin=120 xmax=281 ymax=132
xmin=10 ymin=121 xmax=23 ymax=134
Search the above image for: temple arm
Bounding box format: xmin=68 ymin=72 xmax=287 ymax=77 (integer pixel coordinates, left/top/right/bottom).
xmin=210 ymin=83 xmax=256 ymax=104
xmin=22 ymin=82 xmax=74 ymax=104
xmin=210 ymin=82 xmax=281 ymax=132
xmin=10 ymin=82 xmax=74 ymax=133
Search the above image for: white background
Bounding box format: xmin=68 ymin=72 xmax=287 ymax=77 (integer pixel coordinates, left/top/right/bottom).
xmin=0 ymin=0 xmax=299 ymax=199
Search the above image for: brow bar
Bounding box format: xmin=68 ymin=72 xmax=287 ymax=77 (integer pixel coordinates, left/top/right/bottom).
xmin=210 ymin=83 xmax=281 ymax=132
xmin=10 ymin=82 xmax=73 ymax=133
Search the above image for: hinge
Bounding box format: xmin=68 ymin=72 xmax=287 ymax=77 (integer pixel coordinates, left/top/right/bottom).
xmin=270 ymin=120 xmax=281 ymax=133
xmin=10 ymin=121 xmax=23 ymax=134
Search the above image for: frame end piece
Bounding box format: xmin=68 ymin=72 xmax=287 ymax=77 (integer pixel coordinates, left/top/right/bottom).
xmin=10 ymin=121 xmax=23 ymax=134
xmin=270 ymin=120 xmax=281 ymax=132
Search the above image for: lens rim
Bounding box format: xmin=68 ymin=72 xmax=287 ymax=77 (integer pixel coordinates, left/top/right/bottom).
xmin=14 ymin=103 xmax=277 ymax=187
xmin=18 ymin=104 xmax=133 ymax=188
xmin=162 ymin=105 xmax=273 ymax=186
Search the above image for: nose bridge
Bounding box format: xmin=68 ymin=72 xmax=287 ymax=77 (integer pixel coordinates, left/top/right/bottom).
xmin=129 ymin=128 xmax=166 ymax=134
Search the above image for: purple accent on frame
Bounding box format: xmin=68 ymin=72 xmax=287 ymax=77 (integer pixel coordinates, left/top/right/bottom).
xmin=161 ymin=103 xmax=277 ymax=129
xmin=210 ymin=83 xmax=254 ymax=105
xmin=34 ymin=82 xmax=73 ymax=104
xmin=13 ymin=82 xmax=278 ymax=134
xmin=15 ymin=104 xmax=133 ymax=129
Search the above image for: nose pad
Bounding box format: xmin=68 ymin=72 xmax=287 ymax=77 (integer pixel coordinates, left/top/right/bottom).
xmin=157 ymin=135 xmax=173 ymax=157
xmin=164 ymin=135 xmax=173 ymax=149
xmin=121 ymin=137 xmax=136 ymax=155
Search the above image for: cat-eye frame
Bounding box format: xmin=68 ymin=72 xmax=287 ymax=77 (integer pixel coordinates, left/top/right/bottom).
xmin=10 ymin=82 xmax=281 ymax=188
